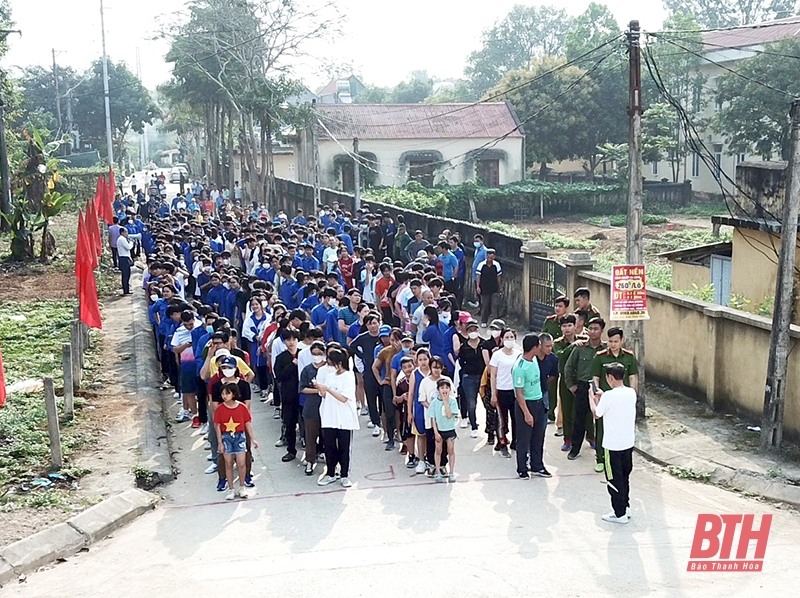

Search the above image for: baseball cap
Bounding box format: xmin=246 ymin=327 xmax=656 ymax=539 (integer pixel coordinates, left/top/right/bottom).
xmin=379 ymin=324 xmax=392 ymax=337
xmin=457 ymin=311 xmax=472 ymax=324
xmin=220 ymin=356 xmax=238 ymax=369
xmin=400 ymin=332 xmax=414 ymax=343
xmin=489 ymin=319 xmax=506 ymax=330
xmin=465 ymin=319 xmax=479 ymax=329
xmin=214 ymin=348 xmax=232 ymax=359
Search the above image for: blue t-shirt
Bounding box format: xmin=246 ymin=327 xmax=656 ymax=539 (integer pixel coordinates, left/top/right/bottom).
xmin=438 ymin=252 xmax=458 ymax=281
xmin=423 ymin=322 xmax=451 ymax=368
xmin=391 ymin=350 xmax=412 ymax=376
xmin=537 ymin=353 xmax=560 ymax=394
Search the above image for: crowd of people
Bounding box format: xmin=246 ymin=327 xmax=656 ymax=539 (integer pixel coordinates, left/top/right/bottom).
xmin=131 ymin=182 xmax=639 ymax=524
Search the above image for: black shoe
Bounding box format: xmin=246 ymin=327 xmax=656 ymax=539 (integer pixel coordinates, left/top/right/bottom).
xmin=533 ymin=468 xmax=552 ymax=478
xmin=509 ymin=441 xmax=516 ymax=451
xmin=487 ymin=434 xmax=495 ymax=445
xmin=567 ymin=451 xmax=579 ymax=460
xmin=518 ymin=472 xmax=530 ymax=479
xmin=493 ymin=441 xmax=503 ymax=452
xmin=281 ymin=452 xmax=296 ymax=462
xmin=304 ymin=462 xmax=314 ymax=476
xmin=385 ymin=440 xmax=395 ymax=451
xmin=406 ymin=455 xmax=417 ymax=469
xmin=499 ymin=446 xmax=511 ymax=458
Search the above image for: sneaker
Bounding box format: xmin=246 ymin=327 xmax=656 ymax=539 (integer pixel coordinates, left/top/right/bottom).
xmin=206 ymin=453 xmax=214 ymax=461
xmin=281 ymin=452 xmax=296 ymax=462
xmin=415 ymin=459 xmax=426 ymax=474
xmin=448 ymin=473 xmax=456 ymax=483
xmin=174 ymin=409 xmax=191 ymax=423
xmin=225 ymin=490 xmax=236 ymax=501
xmin=589 ymin=440 xmax=597 ymax=449
xmin=252 ymin=384 xmax=261 ymax=393
xmin=191 ymin=416 xmax=201 ymax=428
xmin=434 ymin=474 xmax=444 ymax=483
xmin=459 ymin=419 xmax=468 ymax=429
xmin=554 ymin=427 xmax=564 ymax=437
xmin=204 ymin=441 xmax=211 ymax=450
xmin=470 ymin=429 xmax=478 ymax=438
xmin=244 ymin=474 xmax=255 ymax=488
xmin=237 ymin=486 xmax=248 ymax=499
xmin=204 ymin=463 xmax=218 ymax=474
xmin=385 ymin=440 xmax=395 ymax=451
xmin=406 ymin=455 xmax=418 ymax=469
xmin=273 ymin=409 xmax=281 ymax=420
xmin=493 ymin=441 xmax=503 ymax=452
xmin=602 ymin=513 xmax=629 ymax=524
xmin=173 ymin=391 xmax=181 ymax=399
xmin=317 ymin=454 xmax=326 ymax=463
xmin=275 ymin=438 xmax=286 ymax=447
xmin=317 ymin=475 xmax=337 ymax=486
xmin=532 ymin=468 xmax=552 ymax=478
xmin=361 ymin=407 xmax=370 ymax=416
xmin=372 ymin=426 xmax=382 ymax=437
xmin=305 ymin=462 xmax=314 ymax=476
xmin=340 ymin=477 xmax=352 ymax=488
xmin=567 ymin=450 xmax=580 ymax=460
xmin=200 ymin=422 xmax=209 ymax=434
xmin=595 ymin=462 xmax=605 ymax=473
xmin=500 ymin=446 xmax=511 ymax=458
xmin=518 ymin=472 xmax=530 ymax=480
xmin=216 ymin=479 xmax=228 ymax=492
xmin=487 ymin=434 xmax=496 ymax=445
xmin=367 ymin=422 xmax=375 ymax=429
xmin=560 ymin=442 xmax=572 ymax=452
xmin=626 ymin=508 xmax=632 ymax=519
xmin=159 ymin=381 xmax=170 ymax=390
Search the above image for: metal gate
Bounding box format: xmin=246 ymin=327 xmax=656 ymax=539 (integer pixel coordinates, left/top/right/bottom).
xmin=529 ymin=256 xmax=567 ymax=331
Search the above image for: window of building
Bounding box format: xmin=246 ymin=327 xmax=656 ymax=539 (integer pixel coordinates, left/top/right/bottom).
xmin=737 ymin=153 xmax=746 ymax=164
xmin=651 ymin=160 xmax=658 ymax=176
xmin=408 ymin=159 xmax=436 ymax=187
xmin=713 ymin=143 xmax=723 ymax=179
xmin=476 ymin=159 xmax=500 ymax=187
xmin=691 ymin=152 xmax=700 ymax=178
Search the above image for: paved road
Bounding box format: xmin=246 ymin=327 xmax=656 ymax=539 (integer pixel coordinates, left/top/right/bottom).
xmin=4 ymin=387 xmax=799 ymax=597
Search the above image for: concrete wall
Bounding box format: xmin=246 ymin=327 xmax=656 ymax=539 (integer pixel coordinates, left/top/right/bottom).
xmin=232 ymin=152 xmax=298 ymax=193
xmin=672 ymin=262 xmax=710 ymax=292
xmin=577 ymin=269 xmax=800 ymax=441
xmin=730 ymin=228 xmax=780 ymax=304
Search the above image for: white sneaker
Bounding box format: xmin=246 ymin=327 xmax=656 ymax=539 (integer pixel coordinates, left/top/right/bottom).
xmin=470 ymin=429 xmax=478 ymax=438
xmin=372 ymin=426 xmax=382 ymax=437
xmin=340 ymin=477 xmax=352 ymax=488
xmin=204 ymin=463 xmax=217 ymax=474
xmin=367 ymin=422 xmax=374 ymax=429
xmin=204 ymin=441 xmax=211 ymax=450
xmin=225 ymin=490 xmax=236 ymax=501
xmin=626 ymin=508 xmax=632 ymax=519
xmin=200 ymin=422 xmax=209 ymax=434
xmin=206 ymin=453 xmax=214 ymax=461
xmin=238 ymin=487 xmax=248 ymax=499
xmin=317 ymin=475 xmax=337 ymax=486
xmin=415 ymin=460 xmax=426 ymax=474
xmin=173 ymin=392 xmax=181 ymax=399
xmin=601 ymin=513 xmax=629 ymax=524
xmin=174 ymin=409 xmax=190 ymax=423
xmin=459 ymin=419 xmax=468 ymax=429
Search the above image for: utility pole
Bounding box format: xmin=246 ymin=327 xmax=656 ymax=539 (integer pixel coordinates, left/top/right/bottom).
xmin=312 ymin=123 xmax=320 ymax=213
xmin=65 ymin=90 xmax=74 ymax=153
xmin=99 ymin=0 xmax=114 ymax=167
xmin=353 ymin=137 xmax=361 ymax=212
xmin=52 ymin=49 xmax=63 ymax=133
xmin=626 ymin=20 xmax=646 ymax=417
xmin=761 ymin=99 xmax=800 ymax=452
xmin=0 ymin=29 xmax=21 ymax=233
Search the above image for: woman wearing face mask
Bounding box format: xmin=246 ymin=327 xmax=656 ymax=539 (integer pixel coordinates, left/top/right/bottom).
xmin=314 ymin=348 xmax=359 ymax=488
xmin=210 ymin=356 xmax=254 ymax=489
xmin=418 ymin=356 xmax=450 ymax=476
xmin=482 ymin=319 xmax=506 ymax=366
xmin=457 ymin=319 xmax=486 ymax=438
xmin=243 ymin=297 xmax=270 ymax=393
xmin=422 ymin=306 xmax=450 ymax=373
xmin=489 ymin=328 xmax=521 ymax=458
xmin=299 ymin=341 xmax=328 ymax=476
xmin=406 ymin=348 xmax=432 ymax=474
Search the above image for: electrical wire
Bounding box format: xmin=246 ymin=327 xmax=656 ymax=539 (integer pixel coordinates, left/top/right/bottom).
xmin=652 ymin=33 xmax=800 ymax=61
xmin=645 ymin=17 xmax=800 ymax=36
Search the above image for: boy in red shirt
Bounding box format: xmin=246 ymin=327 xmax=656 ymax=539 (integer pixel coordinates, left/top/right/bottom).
xmin=214 ymin=382 xmax=259 ymax=500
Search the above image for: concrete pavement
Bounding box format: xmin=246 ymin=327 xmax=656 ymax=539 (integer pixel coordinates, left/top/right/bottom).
xmin=5 ymin=386 xmax=800 ymax=597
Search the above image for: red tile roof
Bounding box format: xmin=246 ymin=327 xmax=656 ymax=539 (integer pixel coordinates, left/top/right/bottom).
xmin=703 ymin=16 xmax=800 ymax=51
xmin=314 ymin=103 xmax=524 ymax=140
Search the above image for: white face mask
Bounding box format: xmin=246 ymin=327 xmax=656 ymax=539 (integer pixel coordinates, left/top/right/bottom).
xmin=503 ymin=339 xmax=516 ymax=349
xmin=491 ymin=330 xmax=501 ymax=339
xmin=223 ymin=259 xmax=230 ymax=265
xmin=468 ymin=331 xmax=479 ymax=340
xmin=150 ymin=294 xmax=159 ymax=302
xmin=222 ymin=368 xmax=236 ymax=378
xmin=313 ymin=355 xmax=326 ymax=364
xmin=440 ymin=312 xmax=451 ymax=325
xmin=330 ymin=299 xmax=339 ymax=308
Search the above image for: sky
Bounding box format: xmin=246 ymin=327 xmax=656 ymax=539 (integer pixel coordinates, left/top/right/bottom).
xmin=3 ymin=0 xmax=668 ymax=92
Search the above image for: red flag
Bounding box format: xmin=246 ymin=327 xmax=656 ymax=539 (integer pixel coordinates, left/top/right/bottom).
xmin=0 ymin=343 xmax=7 ymax=408
xmin=104 ymin=169 xmax=117 ymax=225
xmin=79 ymin=254 xmax=103 ymax=330
xmin=93 ymin=175 xmax=106 ymax=213
xmin=75 ymin=210 xmax=88 ymax=292
xmin=85 ymin=199 xmax=101 ymax=266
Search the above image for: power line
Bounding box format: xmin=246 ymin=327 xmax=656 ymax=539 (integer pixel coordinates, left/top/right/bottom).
xmin=653 ymin=33 xmax=800 ymax=61
xmin=645 ymin=17 xmax=800 ymax=36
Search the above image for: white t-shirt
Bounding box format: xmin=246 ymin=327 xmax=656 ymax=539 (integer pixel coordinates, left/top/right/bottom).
xmin=418 ymin=375 xmax=443 ymax=423
xmin=490 ymin=349 xmax=521 ymax=391
xmin=320 ymin=370 xmax=360 ymax=430
xmin=595 ymin=385 xmax=637 ymax=450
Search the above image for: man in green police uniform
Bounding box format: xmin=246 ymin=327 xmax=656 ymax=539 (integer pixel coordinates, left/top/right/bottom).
xmin=552 ymin=313 xmax=593 ymax=450
xmin=564 ymin=317 xmax=607 ymax=462
xmin=542 ymin=295 xmax=570 ymax=339
xmin=590 ymin=326 xmax=639 ymax=472
xmin=574 ymin=287 xmax=601 ymax=322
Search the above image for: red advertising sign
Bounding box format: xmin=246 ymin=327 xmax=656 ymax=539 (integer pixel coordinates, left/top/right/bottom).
xmin=610 ymin=265 xmax=649 ymax=320
xmin=687 ymin=514 xmax=772 ymax=572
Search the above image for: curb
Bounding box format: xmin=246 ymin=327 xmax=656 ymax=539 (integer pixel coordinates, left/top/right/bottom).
xmin=130 ymin=270 xmax=175 ymax=486
xmin=634 ymin=431 xmax=800 ymax=509
xmin=0 ymin=488 xmax=157 ymax=586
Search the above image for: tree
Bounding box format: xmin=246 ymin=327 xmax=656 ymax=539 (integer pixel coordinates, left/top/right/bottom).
xmin=465 ymin=4 xmax=573 ymax=99
xmin=13 ymin=65 xmax=82 ymax=139
xmin=389 ymin=72 xmax=433 ymax=103
xmin=488 ymin=56 xmax=596 ymax=177
xmin=714 ymin=38 xmax=800 ymax=160
xmin=71 ymin=59 xmax=159 ymax=165
xmin=663 ymin=0 xmax=798 ymax=29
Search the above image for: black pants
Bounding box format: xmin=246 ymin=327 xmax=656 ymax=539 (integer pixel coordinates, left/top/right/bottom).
xmin=570 ymin=382 xmax=592 ymax=453
xmin=196 ymin=376 xmax=208 ymax=424
xmin=282 ymin=397 xmax=300 ymax=455
xmin=605 ymin=447 xmax=633 ymax=517
xmin=119 ymin=256 xmax=132 ymax=294
xmin=111 ymin=246 xmax=119 ymax=268
xmin=323 ymin=428 xmax=352 ymax=478
xmin=496 ymin=389 xmax=516 ymax=447
xmin=364 ymin=375 xmax=382 ymax=426
xmin=381 ymin=384 xmax=396 ymax=441
xmin=426 ymin=428 xmax=448 ymax=467
xmin=479 ymin=292 xmax=495 ymax=324
xmin=515 ymin=399 xmax=547 ymax=474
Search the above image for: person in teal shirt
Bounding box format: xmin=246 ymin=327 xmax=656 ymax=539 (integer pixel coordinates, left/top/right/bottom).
xmin=429 ymin=378 xmax=459 ymax=483
xmin=513 ymin=334 xmax=551 ymax=479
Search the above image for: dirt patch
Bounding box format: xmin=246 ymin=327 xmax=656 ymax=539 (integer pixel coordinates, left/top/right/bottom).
xmin=0 ymin=294 xmax=141 ymax=547
xmin=0 ymin=268 xmax=76 ymax=301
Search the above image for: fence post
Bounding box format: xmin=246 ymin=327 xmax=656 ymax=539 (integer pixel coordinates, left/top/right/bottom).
xmin=62 ymin=343 xmax=74 ymax=419
xmin=70 ymin=320 xmax=82 ymax=388
xmin=43 ymin=377 xmax=63 ymax=470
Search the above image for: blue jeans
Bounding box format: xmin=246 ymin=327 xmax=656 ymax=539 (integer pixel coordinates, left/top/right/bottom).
xmin=460 ymin=374 xmax=480 ymax=430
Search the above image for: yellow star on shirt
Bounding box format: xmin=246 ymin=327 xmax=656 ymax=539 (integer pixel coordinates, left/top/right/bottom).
xmin=223 ymin=417 xmax=238 ymax=433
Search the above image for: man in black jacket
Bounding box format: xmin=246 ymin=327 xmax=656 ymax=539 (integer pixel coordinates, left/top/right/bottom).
xmin=274 ymin=329 xmax=301 ymax=462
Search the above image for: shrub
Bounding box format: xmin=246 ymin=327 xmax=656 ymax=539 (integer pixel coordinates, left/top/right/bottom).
xmin=365 ymin=183 xmax=449 ymax=216
xmin=535 ymin=231 xmax=598 ymax=250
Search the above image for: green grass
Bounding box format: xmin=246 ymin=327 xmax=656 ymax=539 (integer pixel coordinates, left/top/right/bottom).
xmin=484 ymin=220 xmax=531 ymax=238
xmin=646 ymin=230 xmax=732 ymax=253
xmin=592 ymin=251 xmax=673 ymax=291
xmin=585 ymin=214 xmax=669 ymax=227
xmin=535 ymin=231 xmax=599 ymax=250
xmin=648 ymin=200 xmax=728 ymax=217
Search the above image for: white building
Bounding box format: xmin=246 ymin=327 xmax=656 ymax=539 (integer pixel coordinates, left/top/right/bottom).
xmin=295 ymin=102 xmax=525 ymax=190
